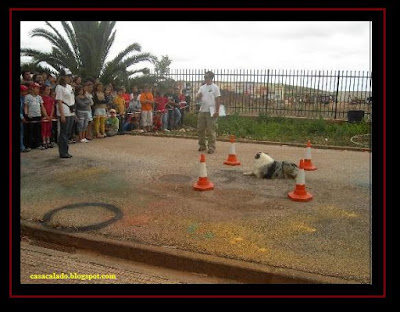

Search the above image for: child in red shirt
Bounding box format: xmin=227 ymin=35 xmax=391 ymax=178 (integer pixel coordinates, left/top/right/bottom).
xmin=40 ymin=85 xmax=54 ymax=148
xmin=154 ymin=92 xmax=169 ymax=131
xmin=122 ymin=87 xmax=130 ymax=110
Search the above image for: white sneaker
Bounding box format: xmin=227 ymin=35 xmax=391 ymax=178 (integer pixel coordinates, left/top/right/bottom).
xmin=81 ymin=138 xmax=90 ymax=143
xmin=164 ymin=129 xmax=170 ymax=132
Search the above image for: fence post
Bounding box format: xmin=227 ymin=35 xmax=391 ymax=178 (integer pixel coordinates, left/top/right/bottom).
xmin=334 ymin=70 xmax=340 ymax=119
xmin=265 ymin=69 xmax=270 ymax=113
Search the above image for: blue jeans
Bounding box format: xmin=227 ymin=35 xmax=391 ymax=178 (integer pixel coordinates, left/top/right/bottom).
xmin=58 ymin=116 xmax=74 ymax=157
xmin=174 ymin=108 xmax=181 ymax=127
xmin=20 ymin=121 xmax=26 ymax=151
xmin=162 ymin=112 xmax=168 ymax=130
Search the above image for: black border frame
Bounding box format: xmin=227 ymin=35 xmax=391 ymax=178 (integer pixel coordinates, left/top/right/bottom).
xmin=5 ymin=2 xmax=390 ymax=302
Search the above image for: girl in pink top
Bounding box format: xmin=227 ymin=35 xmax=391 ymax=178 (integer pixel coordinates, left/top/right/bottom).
xmin=40 ymin=85 xmax=55 ymax=148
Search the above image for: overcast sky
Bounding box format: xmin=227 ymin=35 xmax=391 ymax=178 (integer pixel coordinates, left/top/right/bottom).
xmin=20 ymin=21 xmax=371 ymax=72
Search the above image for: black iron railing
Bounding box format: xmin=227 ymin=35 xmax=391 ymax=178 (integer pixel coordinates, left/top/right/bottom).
xmin=153 ymin=69 xmax=372 ymax=121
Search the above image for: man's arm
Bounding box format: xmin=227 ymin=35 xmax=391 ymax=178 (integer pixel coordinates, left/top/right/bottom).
xmin=213 ymin=96 xmax=221 ymax=118
xmin=57 ymin=99 xmax=65 ymax=123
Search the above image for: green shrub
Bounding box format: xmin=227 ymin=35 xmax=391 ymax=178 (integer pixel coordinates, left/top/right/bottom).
xmin=182 ymin=112 xmax=370 ymax=147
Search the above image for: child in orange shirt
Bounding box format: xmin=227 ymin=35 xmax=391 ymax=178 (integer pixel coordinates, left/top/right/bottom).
xmin=113 ymin=87 xmax=126 ymax=134
xmin=139 ymin=84 xmax=154 ymax=132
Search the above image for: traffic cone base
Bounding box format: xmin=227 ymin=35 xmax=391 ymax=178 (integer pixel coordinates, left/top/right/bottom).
xmin=288 ymin=159 xmax=313 ymax=202
xmin=193 ymin=177 xmax=214 ymax=191
xmin=288 ymin=184 xmax=313 ymax=202
xmin=224 ymin=154 xmax=241 ymax=166
xmin=303 ymin=159 xmax=317 ymax=171
xmin=193 ymin=155 xmax=214 ymax=191
xmin=224 ymin=135 xmax=241 ymax=166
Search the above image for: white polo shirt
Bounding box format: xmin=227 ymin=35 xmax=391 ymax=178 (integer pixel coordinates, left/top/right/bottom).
xmin=197 ymin=83 xmax=221 ymax=113
xmin=55 ymin=84 xmax=75 ymax=117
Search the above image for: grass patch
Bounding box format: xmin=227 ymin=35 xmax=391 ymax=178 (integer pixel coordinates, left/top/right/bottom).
xmin=182 ymin=112 xmax=371 ymax=147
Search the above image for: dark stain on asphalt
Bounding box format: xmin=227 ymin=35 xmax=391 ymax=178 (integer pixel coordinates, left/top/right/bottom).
xmin=41 ymin=202 xmax=123 ymax=232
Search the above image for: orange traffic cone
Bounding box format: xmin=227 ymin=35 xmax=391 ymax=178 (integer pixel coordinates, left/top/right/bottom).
xmin=223 ymin=135 xmax=241 ymax=166
xmin=193 ymin=154 xmax=214 ymax=191
xmin=303 ymin=140 xmax=317 ymax=171
xmin=288 ymin=159 xmax=313 ymax=202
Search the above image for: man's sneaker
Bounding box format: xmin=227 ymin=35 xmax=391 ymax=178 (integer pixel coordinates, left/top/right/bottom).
xmin=207 ymin=149 xmax=215 ymax=154
xmin=38 ymin=145 xmax=47 ymax=150
xmin=21 ymin=148 xmax=31 ymax=153
xmin=47 ymin=143 xmax=53 ymax=148
xmin=164 ymin=129 xmax=170 ymax=132
xmin=198 ymin=147 xmax=207 ymax=152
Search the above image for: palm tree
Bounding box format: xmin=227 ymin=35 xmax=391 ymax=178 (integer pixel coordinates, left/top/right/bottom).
xmin=21 ymin=21 xmax=156 ymax=84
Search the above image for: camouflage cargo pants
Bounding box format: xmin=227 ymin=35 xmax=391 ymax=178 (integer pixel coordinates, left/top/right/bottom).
xmin=197 ymin=112 xmax=218 ymax=152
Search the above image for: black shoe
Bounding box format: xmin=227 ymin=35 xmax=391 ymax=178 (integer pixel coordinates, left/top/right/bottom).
xmin=198 ymin=147 xmax=207 ymax=152
xmin=60 ymin=154 xmax=72 ymax=158
xmin=207 ymin=150 xmax=215 ymax=154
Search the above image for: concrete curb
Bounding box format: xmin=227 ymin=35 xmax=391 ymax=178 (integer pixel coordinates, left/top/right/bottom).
xmin=129 ymin=132 xmax=371 ymax=152
xmin=21 ymin=221 xmax=356 ymax=284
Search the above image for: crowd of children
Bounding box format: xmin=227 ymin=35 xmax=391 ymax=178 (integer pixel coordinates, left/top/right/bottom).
xmin=20 ymin=70 xmax=190 ymax=154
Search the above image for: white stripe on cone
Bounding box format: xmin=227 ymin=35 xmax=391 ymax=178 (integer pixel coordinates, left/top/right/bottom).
xmin=305 ymin=147 xmax=312 ymax=160
xmin=296 ymin=167 xmax=305 ymax=185
xmin=199 ymin=162 xmax=207 ymax=178
xmin=229 ymin=143 xmax=236 ymax=155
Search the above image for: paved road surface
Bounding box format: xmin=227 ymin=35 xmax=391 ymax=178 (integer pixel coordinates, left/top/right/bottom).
xmin=20 ymin=134 xmax=372 ymax=283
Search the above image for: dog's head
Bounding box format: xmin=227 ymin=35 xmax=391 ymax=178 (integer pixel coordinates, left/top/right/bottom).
xmin=255 ymin=152 xmax=274 ymax=164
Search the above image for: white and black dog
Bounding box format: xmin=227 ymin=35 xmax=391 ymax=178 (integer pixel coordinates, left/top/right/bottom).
xmin=244 ymin=152 xmax=298 ymax=179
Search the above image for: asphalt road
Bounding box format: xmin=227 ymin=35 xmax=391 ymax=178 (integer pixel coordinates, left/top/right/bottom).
xmin=20 ymin=134 xmax=372 ymax=283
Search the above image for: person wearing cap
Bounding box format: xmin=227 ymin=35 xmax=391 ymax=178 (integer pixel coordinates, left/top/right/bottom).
xmin=45 ymin=73 xmax=57 ymax=89
xmin=195 ymin=71 xmax=221 ymax=154
xmin=20 ymin=85 xmax=31 ymax=152
xmin=55 ymin=69 xmax=75 ymax=158
xmin=24 ymin=82 xmax=49 ymax=150
xmin=105 ymin=109 xmax=119 ymax=137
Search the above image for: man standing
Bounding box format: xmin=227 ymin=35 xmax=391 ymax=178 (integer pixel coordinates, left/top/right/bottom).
xmin=195 ymin=71 xmax=221 ymax=154
xmin=55 ymin=68 xmax=75 ymax=158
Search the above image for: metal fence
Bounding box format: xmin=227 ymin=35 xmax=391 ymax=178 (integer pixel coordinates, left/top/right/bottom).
xmin=154 ymin=69 xmax=372 ymax=121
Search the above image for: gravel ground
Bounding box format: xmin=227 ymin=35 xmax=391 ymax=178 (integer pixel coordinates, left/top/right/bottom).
xmin=20 ymin=134 xmax=372 ymax=283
